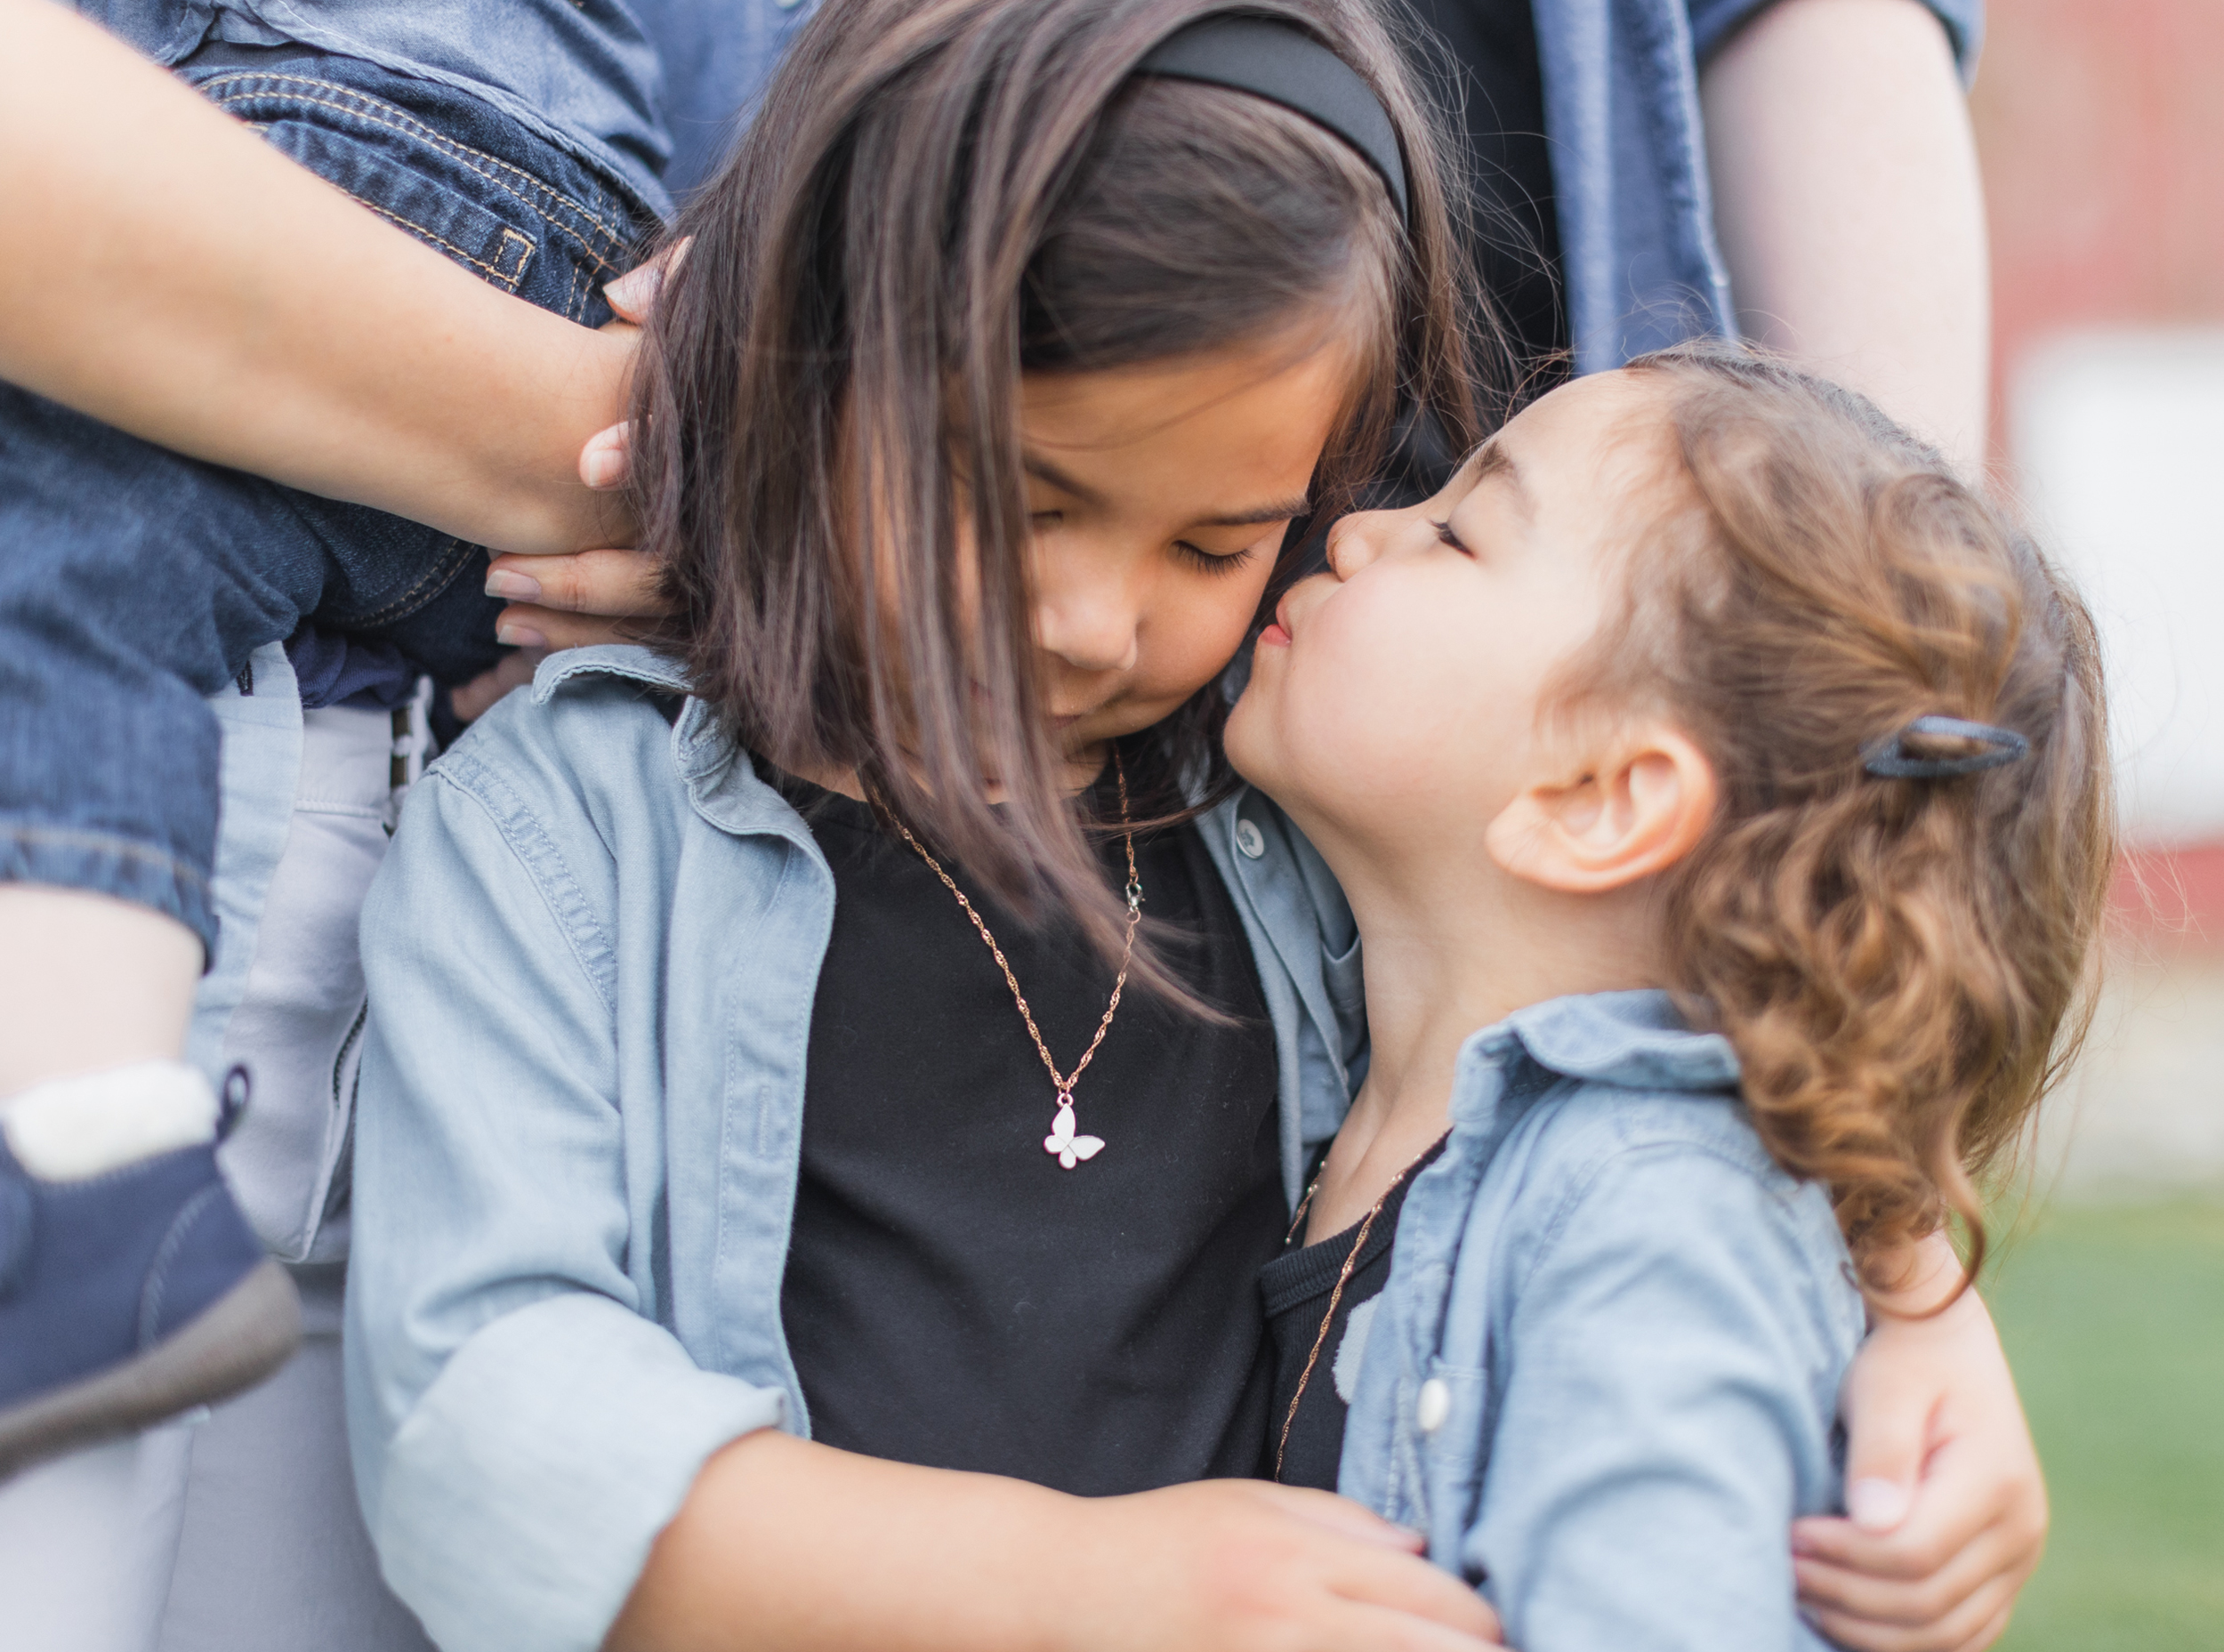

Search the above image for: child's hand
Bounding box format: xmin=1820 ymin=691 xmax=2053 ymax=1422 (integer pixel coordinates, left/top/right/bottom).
xmin=1065 ymin=1479 xmax=1507 ymax=1652
xmin=1792 ymin=1240 xmax=2045 ymax=1651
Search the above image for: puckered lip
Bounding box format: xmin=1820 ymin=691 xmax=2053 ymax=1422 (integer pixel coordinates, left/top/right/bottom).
xmin=1257 ymin=592 xmax=1295 ymax=648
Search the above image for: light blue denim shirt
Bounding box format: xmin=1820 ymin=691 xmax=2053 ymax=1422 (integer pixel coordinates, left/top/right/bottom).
xmin=342 ymin=647 xmax=1366 ymax=1652
xmin=1339 ymin=990 xmax=1866 ymax=1651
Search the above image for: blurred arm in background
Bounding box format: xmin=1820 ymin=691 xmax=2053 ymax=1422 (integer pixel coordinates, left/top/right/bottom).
xmin=1702 ymin=0 xmax=1992 ymax=475
xmin=0 ymin=0 xmax=632 ymax=556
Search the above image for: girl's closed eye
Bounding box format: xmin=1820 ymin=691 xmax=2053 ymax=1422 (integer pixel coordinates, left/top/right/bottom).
xmin=1176 ymin=538 xmax=1264 ymax=577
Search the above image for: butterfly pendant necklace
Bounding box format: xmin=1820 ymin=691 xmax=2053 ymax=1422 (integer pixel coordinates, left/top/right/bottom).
xmin=893 ymin=754 xmax=1140 ymax=1170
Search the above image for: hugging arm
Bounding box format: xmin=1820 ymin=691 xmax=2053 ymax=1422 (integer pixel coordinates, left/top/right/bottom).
xmin=1793 ymin=1237 xmax=2044 ymax=1652
xmin=1698 ymin=0 xmax=1990 ymax=473
xmin=0 ymin=0 xmax=631 ymax=557
xmin=1465 ymin=1143 xmax=1854 ymax=1652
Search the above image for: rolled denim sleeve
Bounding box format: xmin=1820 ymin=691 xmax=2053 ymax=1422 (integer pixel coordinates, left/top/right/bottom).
xmin=1688 ymin=0 xmax=1984 ymax=82
xmin=1463 ymin=1141 xmax=1856 ymax=1652
xmin=345 ymin=763 xmax=784 ymax=1652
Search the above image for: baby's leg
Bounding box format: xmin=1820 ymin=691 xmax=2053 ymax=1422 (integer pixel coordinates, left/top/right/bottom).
xmin=0 ymin=380 xmax=344 ymax=1463
xmin=4 ymin=45 xmax=649 ymax=1652
xmin=0 ymin=890 xmax=202 ymax=1096
xmin=1 ymin=43 xmax=649 ymax=1480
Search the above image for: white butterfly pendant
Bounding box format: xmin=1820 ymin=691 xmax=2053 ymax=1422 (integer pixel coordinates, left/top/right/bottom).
xmin=1044 ymin=1100 xmax=1105 ymax=1170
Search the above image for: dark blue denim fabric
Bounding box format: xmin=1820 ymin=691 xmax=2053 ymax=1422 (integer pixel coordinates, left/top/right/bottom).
xmin=0 ymin=51 xmax=652 ymax=955
xmin=74 ymin=0 xmax=673 ymax=220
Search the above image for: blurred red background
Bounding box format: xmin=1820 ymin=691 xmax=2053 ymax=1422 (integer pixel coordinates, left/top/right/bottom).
xmin=1972 ymin=0 xmax=2224 ymax=947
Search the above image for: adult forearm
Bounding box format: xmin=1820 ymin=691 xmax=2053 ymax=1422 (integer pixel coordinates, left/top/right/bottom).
xmin=1701 ymin=0 xmax=1990 ymax=474
xmin=0 ymin=0 xmax=629 ymax=553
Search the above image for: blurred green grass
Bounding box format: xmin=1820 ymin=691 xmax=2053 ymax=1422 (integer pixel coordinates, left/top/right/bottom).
xmin=1986 ymin=1197 xmax=2224 ymax=1651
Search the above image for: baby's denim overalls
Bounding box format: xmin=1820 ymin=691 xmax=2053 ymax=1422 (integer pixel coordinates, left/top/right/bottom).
xmin=0 ymin=3 xmax=680 ymax=955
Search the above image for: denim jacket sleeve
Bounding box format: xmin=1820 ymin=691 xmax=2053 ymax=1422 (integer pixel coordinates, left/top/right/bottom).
xmin=344 ymin=753 xmax=783 ymax=1652
xmin=1463 ymin=1129 xmax=1857 ymax=1652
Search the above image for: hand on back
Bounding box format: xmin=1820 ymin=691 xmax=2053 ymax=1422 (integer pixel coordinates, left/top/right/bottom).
xmin=471 ymin=248 xmax=681 ymax=675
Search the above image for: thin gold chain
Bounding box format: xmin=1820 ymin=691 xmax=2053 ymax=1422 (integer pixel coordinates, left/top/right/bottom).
xmin=1273 ymin=1133 xmax=1448 ymax=1481
xmin=890 ymin=755 xmax=1142 ymax=1106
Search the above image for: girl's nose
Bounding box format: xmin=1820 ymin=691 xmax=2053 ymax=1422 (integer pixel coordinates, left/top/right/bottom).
xmin=1035 ymin=581 xmax=1140 ymax=675
xmin=1326 ymin=510 xmax=1393 ymax=579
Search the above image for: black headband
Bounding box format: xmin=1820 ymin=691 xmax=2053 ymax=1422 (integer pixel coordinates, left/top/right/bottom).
xmin=1136 ymin=16 xmax=1410 ymax=230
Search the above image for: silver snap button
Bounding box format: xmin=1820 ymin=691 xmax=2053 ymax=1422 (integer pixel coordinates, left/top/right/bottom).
xmin=1234 ymin=818 xmax=1267 ymax=860
xmin=1415 ymin=1376 xmax=1452 ymax=1435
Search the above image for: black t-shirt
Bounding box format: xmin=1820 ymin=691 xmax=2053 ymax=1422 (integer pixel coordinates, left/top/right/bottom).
xmin=1261 ymin=1136 xmax=1451 ymax=1490
xmin=773 ymin=768 xmax=1286 ymax=1496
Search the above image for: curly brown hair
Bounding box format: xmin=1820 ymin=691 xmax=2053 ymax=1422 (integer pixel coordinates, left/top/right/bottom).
xmin=1559 ymin=343 xmax=2114 ymax=1296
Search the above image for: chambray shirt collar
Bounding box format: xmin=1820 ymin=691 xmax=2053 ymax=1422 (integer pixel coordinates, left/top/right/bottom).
xmin=1445 ymin=990 xmax=1741 ymax=1140
xmin=1495 ymin=989 xmax=1740 ymax=1093
xmin=528 ymin=643 xmax=810 ymax=842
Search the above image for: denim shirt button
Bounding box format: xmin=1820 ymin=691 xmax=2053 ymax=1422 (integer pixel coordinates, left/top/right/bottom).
xmin=1415 ymin=1376 xmax=1452 ymax=1435
xmin=1234 ymin=818 xmax=1267 ymax=860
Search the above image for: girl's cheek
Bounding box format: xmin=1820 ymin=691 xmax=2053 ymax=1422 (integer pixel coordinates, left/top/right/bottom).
xmin=1172 ymin=570 xmax=1274 ymax=684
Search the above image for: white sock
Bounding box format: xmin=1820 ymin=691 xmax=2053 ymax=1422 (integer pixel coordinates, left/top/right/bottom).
xmin=0 ymin=1061 xmax=219 ymax=1181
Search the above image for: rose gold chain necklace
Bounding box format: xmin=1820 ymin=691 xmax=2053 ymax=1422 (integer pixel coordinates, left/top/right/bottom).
xmin=891 ymin=754 xmax=1141 ymax=1171
xmin=1273 ymin=1132 xmax=1448 ymax=1479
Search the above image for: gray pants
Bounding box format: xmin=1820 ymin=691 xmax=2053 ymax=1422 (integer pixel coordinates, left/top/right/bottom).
xmin=0 ymin=1270 xmax=436 ymax=1652
xmin=157 ymin=1267 xmax=437 ymax=1652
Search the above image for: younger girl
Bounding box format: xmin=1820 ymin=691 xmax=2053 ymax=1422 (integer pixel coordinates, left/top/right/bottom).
xmin=1228 ymin=344 xmax=2108 ymax=1649
xmin=348 ymin=4 xmax=2046 ymax=1648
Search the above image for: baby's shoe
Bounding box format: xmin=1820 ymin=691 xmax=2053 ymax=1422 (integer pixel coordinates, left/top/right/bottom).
xmin=0 ymin=1063 xmax=300 ymax=1479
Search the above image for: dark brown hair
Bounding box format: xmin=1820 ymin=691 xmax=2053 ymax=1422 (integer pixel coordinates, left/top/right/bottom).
xmin=630 ymin=0 xmax=1478 ymax=986
xmin=1563 ymin=344 xmax=2113 ymax=1294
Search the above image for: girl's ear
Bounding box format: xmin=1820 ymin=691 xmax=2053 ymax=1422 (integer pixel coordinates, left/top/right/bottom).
xmin=1484 ymin=723 xmax=1717 ymax=894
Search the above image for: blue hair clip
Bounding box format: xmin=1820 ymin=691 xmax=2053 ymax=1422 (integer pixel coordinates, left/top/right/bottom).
xmin=1863 ymin=715 xmax=2030 ymax=779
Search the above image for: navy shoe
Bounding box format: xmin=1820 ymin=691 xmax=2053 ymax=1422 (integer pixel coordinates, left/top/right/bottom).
xmin=0 ymin=1084 xmax=300 ymax=1479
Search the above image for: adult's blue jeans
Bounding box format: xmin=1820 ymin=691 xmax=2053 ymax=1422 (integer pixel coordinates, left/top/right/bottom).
xmin=0 ymin=49 xmax=652 ymax=955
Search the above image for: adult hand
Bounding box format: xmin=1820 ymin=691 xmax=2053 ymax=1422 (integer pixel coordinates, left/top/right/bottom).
xmin=454 ymin=410 xmax=662 ymax=719
xmin=1793 ymin=1241 xmax=2046 ymax=1652
xmin=481 ymin=393 xmax=673 ymax=652
xmin=483 ymin=545 xmax=670 ymax=652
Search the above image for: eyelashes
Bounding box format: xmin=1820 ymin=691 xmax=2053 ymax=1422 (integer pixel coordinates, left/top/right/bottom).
xmin=1176 ymin=542 xmax=1261 ymax=578
xmin=1431 ymin=519 xmax=1471 ymax=554
xmin=1030 ymin=512 xmax=1264 ymax=578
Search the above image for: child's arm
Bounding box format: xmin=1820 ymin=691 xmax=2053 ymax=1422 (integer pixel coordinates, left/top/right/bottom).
xmin=1700 ymin=0 xmax=1989 ymax=475
xmin=1465 ymin=1138 xmax=1857 ymax=1651
xmin=1792 ymin=1239 xmax=2044 ymax=1650
xmin=611 ymin=1430 xmax=1506 ymax=1652
xmin=0 ymin=0 xmax=629 ymax=557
